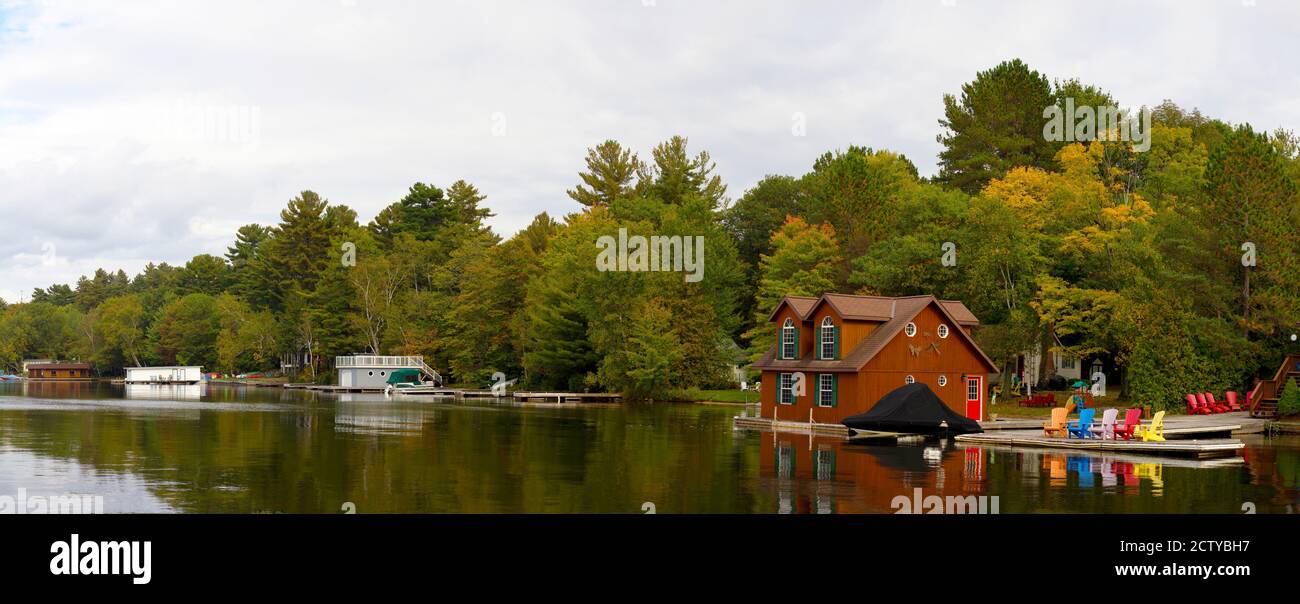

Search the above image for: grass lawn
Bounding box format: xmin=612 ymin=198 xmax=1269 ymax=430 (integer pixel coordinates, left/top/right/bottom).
xmin=674 ymin=388 xmax=760 ymax=404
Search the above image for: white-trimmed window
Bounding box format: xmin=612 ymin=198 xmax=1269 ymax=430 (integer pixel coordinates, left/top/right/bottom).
xmin=905 ymin=322 xmax=917 ymax=337
xmin=818 ymin=374 xmax=834 ymax=407
xmin=781 ymin=318 xmax=796 ymax=359
xmin=905 ymin=375 xmax=915 ymax=385
xmin=820 ymin=317 xmax=835 ymax=359
xmin=938 ymin=375 xmax=948 ymax=387
xmin=937 ymin=324 xmax=949 ymax=339
xmin=779 ymin=373 xmax=794 ymax=404
xmin=967 ymin=378 xmax=979 ymax=401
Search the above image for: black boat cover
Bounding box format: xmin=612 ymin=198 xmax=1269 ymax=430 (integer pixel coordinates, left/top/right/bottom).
xmin=841 ymin=383 xmax=983 ymax=435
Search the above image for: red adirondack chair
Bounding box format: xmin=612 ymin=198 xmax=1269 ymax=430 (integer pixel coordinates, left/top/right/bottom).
xmin=1204 ymin=392 xmax=1231 ymax=413
xmin=1186 ymin=394 xmax=1212 ymax=415
xmin=1114 ymin=408 xmax=1143 ymax=440
xmin=1225 ymin=391 xmax=1243 ymax=412
xmin=1195 ymin=392 xmax=1222 ymax=414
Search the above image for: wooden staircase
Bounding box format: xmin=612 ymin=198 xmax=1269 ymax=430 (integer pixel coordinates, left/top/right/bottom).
xmin=1250 ymin=353 xmax=1300 ymax=419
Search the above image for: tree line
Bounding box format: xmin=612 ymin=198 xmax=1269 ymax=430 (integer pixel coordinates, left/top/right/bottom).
xmin=3 ymin=58 xmax=1298 ymax=409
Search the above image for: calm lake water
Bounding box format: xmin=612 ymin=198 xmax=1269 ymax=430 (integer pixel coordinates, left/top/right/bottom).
xmin=1 ymin=381 xmax=1297 ymax=513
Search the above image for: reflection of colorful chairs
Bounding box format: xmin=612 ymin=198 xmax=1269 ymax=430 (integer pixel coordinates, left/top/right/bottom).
xmin=1135 ymin=411 xmax=1166 ymax=442
xmin=1133 ymin=462 xmax=1164 ymax=490
xmin=1068 ymin=456 xmax=1094 ymax=487
xmin=1114 ymin=408 xmax=1143 ymax=440
xmin=1043 ymin=407 xmax=1069 ymax=438
xmin=1067 ymin=408 xmax=1096 ymax=439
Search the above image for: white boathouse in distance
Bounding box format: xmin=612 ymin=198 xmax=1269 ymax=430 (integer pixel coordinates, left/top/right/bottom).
xmin=125 ymin=366 xmax=204 ymax=384
xmin=335 ymin=355 xmax=442 ymax=388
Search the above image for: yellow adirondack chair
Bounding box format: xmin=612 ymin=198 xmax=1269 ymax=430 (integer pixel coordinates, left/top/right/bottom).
xmin=1135 ymin=410 xmax=1166 ymax=442
xmin=1042 ymin=407 xmax=1069 ymax=438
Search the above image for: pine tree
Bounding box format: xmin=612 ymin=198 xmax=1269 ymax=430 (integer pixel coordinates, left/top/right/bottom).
xmin=567 ymin=140 xmax=641 ymax=208
xmin=937 ymin=59 xmax=1057 ymax=193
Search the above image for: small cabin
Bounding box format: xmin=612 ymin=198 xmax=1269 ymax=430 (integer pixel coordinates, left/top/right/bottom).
xmin=125 ymin=366 xmax=203 ymax=384
xmin=26 ymin=362 xmax=93 ymax=380
xmin=752 ymin=294 xmax=999 ymax=423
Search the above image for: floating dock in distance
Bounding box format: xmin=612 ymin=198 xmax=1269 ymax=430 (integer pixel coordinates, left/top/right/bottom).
xmin=511 ymin=391 xmax=623 ymax=403
xmin=954 ymin=432 xmax=1244 ymax=459
xmin=386 ymin=387 xmax=623 ymax=403
xmin=282 ymin=383 xmax=388 ymax=393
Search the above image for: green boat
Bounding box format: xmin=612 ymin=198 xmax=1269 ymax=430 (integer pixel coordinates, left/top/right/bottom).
xmin=385 ymin=368 xmax=426 ymax=389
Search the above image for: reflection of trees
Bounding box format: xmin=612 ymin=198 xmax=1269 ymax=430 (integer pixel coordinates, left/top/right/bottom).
xmin=0 ymin=398 xmax=767 ymax=513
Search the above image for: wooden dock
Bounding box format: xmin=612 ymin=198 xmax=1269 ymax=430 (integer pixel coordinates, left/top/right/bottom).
xmin=732 ymin=415 xmax=851 ymax=436
xmin=953 ymin=432 xmax=1244 ymax=459
xmin=386 ymin=386 xmax=624 ymax=403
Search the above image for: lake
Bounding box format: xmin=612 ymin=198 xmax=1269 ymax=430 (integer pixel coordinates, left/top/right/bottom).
xmin=1 ymin=381 xmax=1297 ymax=513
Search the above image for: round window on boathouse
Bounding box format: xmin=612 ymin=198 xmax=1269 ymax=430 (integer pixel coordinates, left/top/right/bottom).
xmin=938 ymin=324 xmax=949 ymax=339
xmin=905 ymin=375 xmax=915 ymax=385
xmin=938 ymin=375 xmax=947 ymax=387
xmin=905 ymin=322 xmax=917 ymax=337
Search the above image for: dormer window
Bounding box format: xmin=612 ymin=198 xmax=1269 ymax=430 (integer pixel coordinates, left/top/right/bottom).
xmin=781 ymin=318 xmax=797 ymax=359
xmin=819 ymin=317 xmax=836 ymax=360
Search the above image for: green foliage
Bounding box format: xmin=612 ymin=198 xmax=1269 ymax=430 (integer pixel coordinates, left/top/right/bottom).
xmin=156 ymin=293 xmax=220 ymax=367
xmin=741 ymin=216 xmax=841 ymax=364
xmin=1279 ymin=377 xmax=1300 ymax=417
xmin=11 ymin=61 xmax=1297 ymax=403
xmin=937 ymin=59 xmax=1057 ymax=193
xmin=567 ymin=140 xmax=641 ymax=208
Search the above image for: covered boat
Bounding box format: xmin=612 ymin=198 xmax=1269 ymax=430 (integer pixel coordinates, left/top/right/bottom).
xmin=385 ymin=368 xmax=425 ymax=387
xmin=841 ymin=383 xmax=983 ymax=436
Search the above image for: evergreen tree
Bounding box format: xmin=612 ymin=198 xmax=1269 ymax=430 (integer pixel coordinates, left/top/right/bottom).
xmin=937 ymin=59 xmax=1057 ymax=193
xmin=567 ymin=140 xmax=641 ymax=208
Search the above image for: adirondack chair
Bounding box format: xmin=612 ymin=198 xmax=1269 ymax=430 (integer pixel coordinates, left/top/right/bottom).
xmin=1196 ymin=392 xmax=1225 ymax=414
xmin=1096 ymin=408 xmax=1118 ymax=440
xmin=1185 ymin=394 xmax=1211 ymax=415
xmin=1225 ymin=391 xmax=1243 ymax=412
xmin=1043 ymin=407 xmax=1069 ymax=438
xmin=1204 ymin=392 xmax=1230 ymax=413
xmin=1135 ymin=410 xmax=1166 ymax=442
xmin=1114 ymin=408 xmax=1143 ymax=440
xmin=1067 ymin=408 xmax=1096 ymax=439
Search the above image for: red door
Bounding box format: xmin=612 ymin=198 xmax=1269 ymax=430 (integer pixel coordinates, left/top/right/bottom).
xmin=965 ymin=376 xmax=984 ymax=421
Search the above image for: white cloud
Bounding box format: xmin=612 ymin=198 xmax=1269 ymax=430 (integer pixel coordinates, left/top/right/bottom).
xmin=1 ymin=0 xmax=1298 ymax=303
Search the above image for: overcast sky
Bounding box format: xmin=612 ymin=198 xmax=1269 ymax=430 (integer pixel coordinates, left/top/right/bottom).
xmin=1 ymin=0 xmax=1298 ymax=303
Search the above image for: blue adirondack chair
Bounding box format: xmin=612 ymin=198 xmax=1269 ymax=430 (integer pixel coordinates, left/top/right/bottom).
xmin=1067 ymin=408 xmax=1096 ymax=439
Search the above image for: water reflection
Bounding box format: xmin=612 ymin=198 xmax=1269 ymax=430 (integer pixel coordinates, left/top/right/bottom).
xmin=0 ymin=380 xmax=1298 ymax=513
xmin=757 ymin=432 xmax=1299 ymax=514
xmin=125 ymin=384 xmax=203 ymax=400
